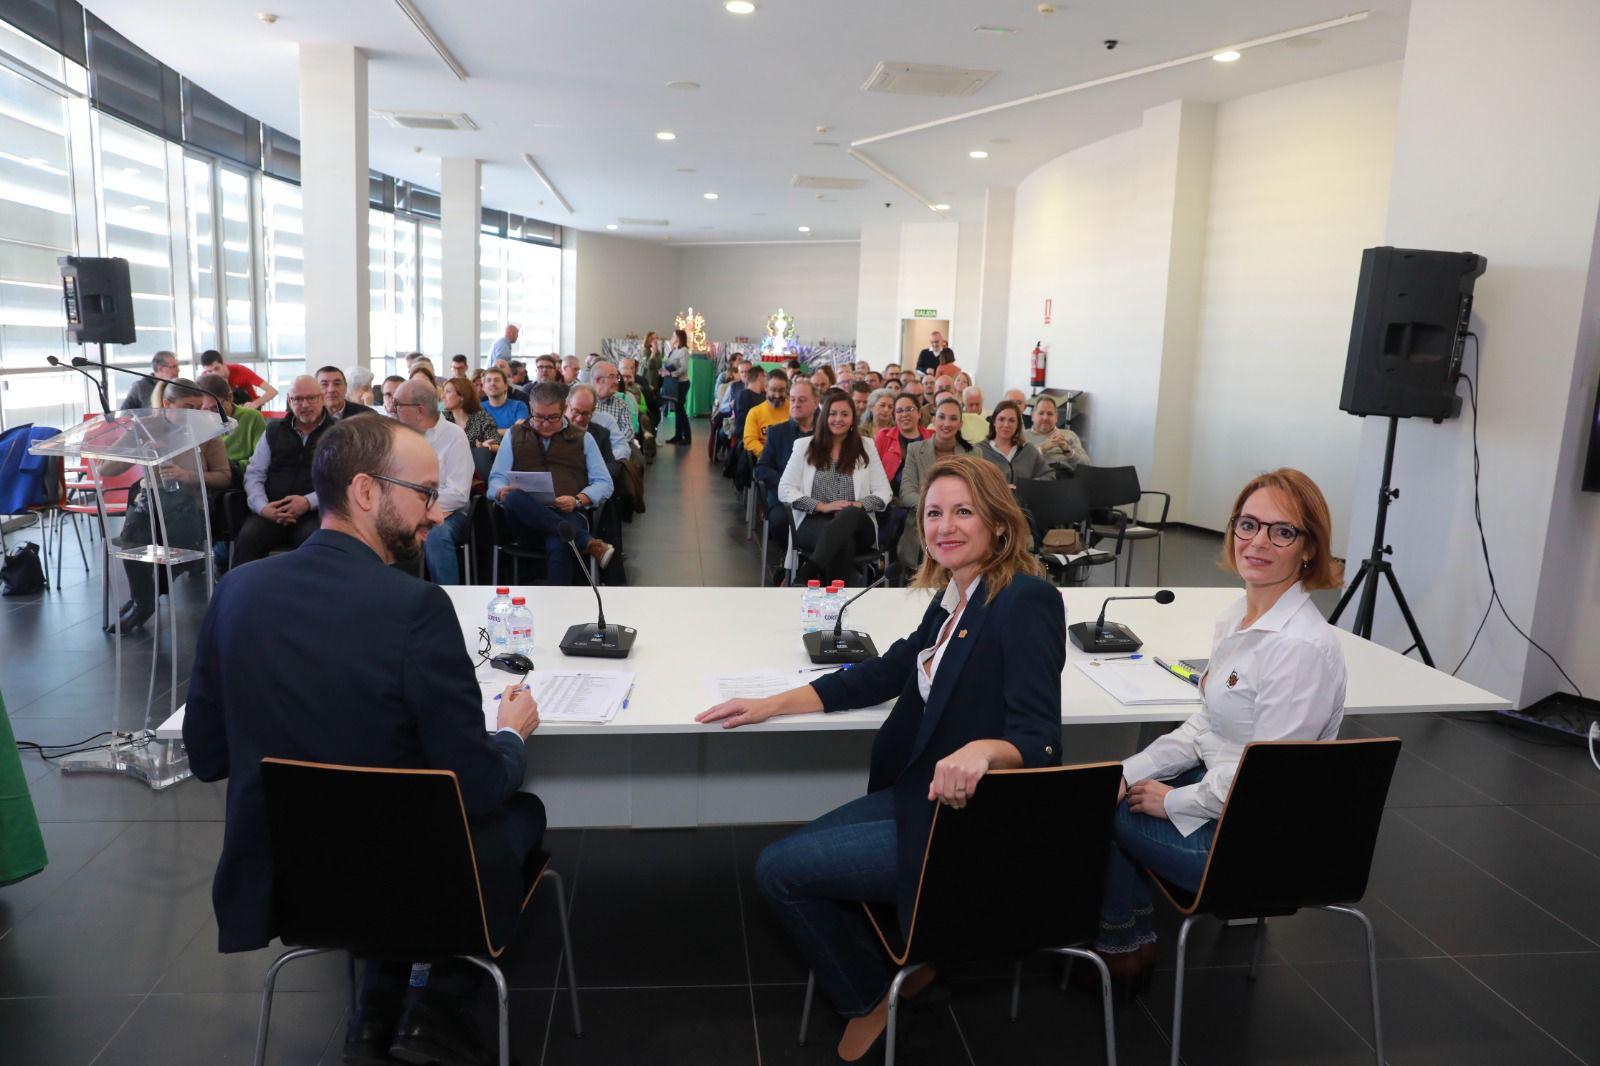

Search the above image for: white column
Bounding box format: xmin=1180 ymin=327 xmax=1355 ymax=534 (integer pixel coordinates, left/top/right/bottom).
xmin=1343 ymin=0 xmax=1600 ymax=704
xmin=297 ymin=44 xmax=369 ymax=371
xmin=440 ymin=157 xmax=481 ymax=363
xmin=973 ymin=186 xmax=1014 ymax=401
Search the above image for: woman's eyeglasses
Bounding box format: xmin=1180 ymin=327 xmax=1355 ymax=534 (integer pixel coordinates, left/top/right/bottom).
xmin=1229 ymin=514 xmax=1304 ymax=547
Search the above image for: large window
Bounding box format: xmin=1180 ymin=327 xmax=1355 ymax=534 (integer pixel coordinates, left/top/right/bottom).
xmin=419 ymin=220 xmax=442 ymax=357
xmin=218 ymin=166 xmax=255 ymax=354
xmin=96 ymin=113 xmax=174 ymax=364
xmin=261 ymin=175 xmax=304 ymax=388
xmin=478 ymin=234 xmax=561 ymax=360
xmin=182 ymin=154 xmax=215 ymax=352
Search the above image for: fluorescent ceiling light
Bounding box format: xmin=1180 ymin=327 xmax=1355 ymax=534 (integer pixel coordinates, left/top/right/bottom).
xmin=521 ymin=153 xmax=574 ymax=214
xmin=797 ymin=226 xmax=811 ymax=232
xmin=933 ymin=204 xmax=950 ymax=211
xmin=974 ymin=25 xmax=1016 ymax=35
xmin=392 ymin=0 xmax=468 ymax=80
xmin=1213 ymin=50 xmax=1241 ymax=62
xmin=725 ymin=1 xmax=756 ymax=12
xmin=968 ymin=150 xmax=989 ymax=159
xmin=606 ymin=223 xmax=619 ymax=230
xmin=656 ymin=131 xmax=677 ymax=141
xmin=704 ymin=192 xmax=719 ymax=200
xmin=667 ymin=80 xmax=701 ymax=90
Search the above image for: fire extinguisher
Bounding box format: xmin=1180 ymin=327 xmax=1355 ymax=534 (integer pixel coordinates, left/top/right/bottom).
xmin=1031 ymin=341 xmax=1047 ymax=389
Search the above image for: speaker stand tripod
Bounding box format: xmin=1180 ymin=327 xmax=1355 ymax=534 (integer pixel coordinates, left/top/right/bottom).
xmin=1329 ymin=416 xmax=1434 ymax=666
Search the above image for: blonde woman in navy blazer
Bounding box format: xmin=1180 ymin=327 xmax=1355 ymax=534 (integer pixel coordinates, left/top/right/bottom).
xmin=698 ymin=455 xmax=1064 ymax=1062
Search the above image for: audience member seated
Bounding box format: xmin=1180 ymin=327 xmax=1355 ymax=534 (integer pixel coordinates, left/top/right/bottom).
xmin=698 ymin=455 xmax=1062 ymax=1062
xmin=934 ymin=350 xmax=961 ymax=379
xmin=450 ymin=353 xmax=470 ymax=380
xmin=591 ymin=360 xmax=639 ymax=464
xmin=709 ymin=357 xmax=747 ymax=454
xmin=570 ymin=381 xmax=644 ymax=524
xmin=778 ymin=388 xmax=891 ymax=585
xmin=1025 ymin=394 xmax=1090 ymax=472
xmin=196 ymin=373 xmax=264 ymax=480
xmin=121 ymin=350 xmax=180 ymax=409
xmin=742 ymin=369 xmax=789 ymax=460
xmin=533 ymin=354 xmax=560 ymax=386
xmin=409 ymin=364 xmax=440 ymax=398
xmin=895 ymin=396 xmax=972 ymax=571
xmin=234 ymin=375 xmax=331 ymax=566
xmin=1095 ymin=468 xmax=1346 ymax=991
xmin=560 ymin=355 xmax=581 ymax=385
xmin=185 ymin=414 xmax=546 ymax=1066
xmin=619 ymin=357 xmax=656 ymax=455
xmin=315 ymin=365 xmax=375 ymax=420
xmin=862 ymin=387 xmax=895 ymax=439
xmin=380 ymin=375 xmax=405 ymax=417
xmin=507 ymin=359 xmax=531 ymax=399
xmin=1002 ymin=388 xmax=1030 ymax=428
xmin=480 ymin=368 xmax=530 ymax=437
xmin=979 ymin=399 xmax=1050 ymax=484
xmin=443 ymin=376 xmax=500 ymax=452
xmin=960 ymin=386 xmax=989 ymax=444
xmin=849 ymin=381 xmax=873 ymax=433
xmin=725 ymin=365 xmax=767 ymax=478
xmin=200 ymin=349 xmax=277 ymax=410
xmin=810 ymin=364 xmax=836 ymax=393
xmin=874 ymin=392 xmax=932 ymax=496
xmin=754 ymin=378 xmax=818 ymax=555
xmin=488 ymin=381 xmax=615 ymax=583
xmin=347 ymin=365 xmax=377 ymax=407
xmin=102 ymin=379 xmax=232 ymax=630
xmin=391 ymin=380 xmax=476 ymax=585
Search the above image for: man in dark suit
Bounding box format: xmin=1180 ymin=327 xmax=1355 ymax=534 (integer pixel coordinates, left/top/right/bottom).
xmin=184 ymin=414 xmax=544 ymax=1066
xmin=914 ymin=331 xmax=951 ymax=374
xmin=315 ymin=365 xmax=377 ymax=420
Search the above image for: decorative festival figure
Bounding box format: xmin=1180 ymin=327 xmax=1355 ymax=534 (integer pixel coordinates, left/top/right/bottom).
xmin=675 ymin=307 xmax=708 ymax=352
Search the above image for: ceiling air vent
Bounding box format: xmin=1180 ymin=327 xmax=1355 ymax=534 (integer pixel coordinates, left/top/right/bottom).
xmin=618 ymin=217 xmax=671 ymax=227
xmin=862 ymin=62 xmax=996 ymax=97
xmin=791 ymin=175 xmax=866 ymax=190
xmin=373 ymin=110 xmax=479 ymax=131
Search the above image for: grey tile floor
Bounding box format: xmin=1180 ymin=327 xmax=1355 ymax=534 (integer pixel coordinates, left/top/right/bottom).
xmin=3 ymin=429 xmax=1599 ymax=1064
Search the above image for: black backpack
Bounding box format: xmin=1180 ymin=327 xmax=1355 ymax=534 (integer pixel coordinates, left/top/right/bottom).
xmin=0 ymin=541 xmax=45 ymax=595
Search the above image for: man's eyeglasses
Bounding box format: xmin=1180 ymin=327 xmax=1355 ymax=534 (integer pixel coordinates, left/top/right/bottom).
xmin=1230 ymin=514 xmax=1305 ymax=547
xmin=529 ymin=412 xmax=564 ymax=425
xmin=370 ymin=472 xmax=438 ymax=510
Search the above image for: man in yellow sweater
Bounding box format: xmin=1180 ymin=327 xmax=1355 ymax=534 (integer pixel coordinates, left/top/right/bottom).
xmin=743 ymin=371 xmax=791 ymax=458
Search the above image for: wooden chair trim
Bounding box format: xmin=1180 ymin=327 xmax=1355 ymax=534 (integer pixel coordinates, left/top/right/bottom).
xmin=521 ymin=855 xmax=553 ymax=913
xmin=260 ymin=757 xmax=508 ymax=959
xmin=862 ymin=761 xmax=1124 ymax=966
xmin=1146 ymin=737 xmax=1401 ymax=917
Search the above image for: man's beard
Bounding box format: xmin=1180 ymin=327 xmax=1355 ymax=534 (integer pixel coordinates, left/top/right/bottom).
xmin=376 ymin=496 xmax=428 ymax=568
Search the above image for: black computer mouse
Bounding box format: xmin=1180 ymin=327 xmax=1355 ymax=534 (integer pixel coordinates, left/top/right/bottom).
xmin=489 ymin=653 xmax=533 ymax=675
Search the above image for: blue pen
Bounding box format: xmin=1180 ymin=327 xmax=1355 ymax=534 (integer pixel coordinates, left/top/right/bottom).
xmin=493 ymin=685 xmax=529 ymax=701
xmin=1097 ymin=653 xmax=1142 ymax=662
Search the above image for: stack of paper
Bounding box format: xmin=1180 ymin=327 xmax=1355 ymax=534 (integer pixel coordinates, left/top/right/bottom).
xmin=1074 ymin=659 xmax=1202 ymax=706
xmin=480 ymin=669 xmax=635 ymax=727
xmin=705 ymin=670 xmax=794 ymax=703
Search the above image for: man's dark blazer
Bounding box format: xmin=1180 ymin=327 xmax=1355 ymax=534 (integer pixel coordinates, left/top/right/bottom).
xmin=330 ymin=400 xmax=376 ymax=419
xmin=915 ymin=347 xmax=950 ymax=374
xmin=184 ymin=529 xmax=530 ymax=953
xmin=810 ymin=574 xmax=1064 ymax=935
xmin=753 ymin=418 xmax=806 ymax=514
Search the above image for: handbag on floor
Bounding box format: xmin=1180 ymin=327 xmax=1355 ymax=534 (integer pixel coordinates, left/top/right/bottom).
xmin=0 ymin=541 xmax=45 ymax=596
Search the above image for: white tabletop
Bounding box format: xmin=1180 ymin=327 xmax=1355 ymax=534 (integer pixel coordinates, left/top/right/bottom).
xmin=157 ymin=583 xmax=1509 ymax=740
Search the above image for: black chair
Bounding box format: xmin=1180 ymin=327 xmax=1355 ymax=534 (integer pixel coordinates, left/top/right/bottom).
xmin=1076 ymin=465 xmax=1171 ymax=586
xmin=1012 ymin=477 xmax=1118 ymax=586
xmin=489 ymin=500 xmax=601 ymax=586
xmin=252 ymin=758 xmax=581 ymax=1066
xmin=1151 ymin=738 xmax=1402 ymax=1066
xmin=782 ymin=503 xmax=886 ymax=587
xmin=799 ymin=763 xmax=1125 ymax=1066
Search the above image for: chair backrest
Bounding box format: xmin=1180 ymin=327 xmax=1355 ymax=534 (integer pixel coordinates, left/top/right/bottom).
xmin=1013 ymin=477 xmax=1093 ymax=534
xmin=1190 ymin=738 xmax=1402 ymax=918
xmin=1076 ymin=464 xmax=1141 ymax=510
xmin=260 ymin=758 xmax=499 ymax=957
xmin=885 ymin=763 xmax=1124 ymax=965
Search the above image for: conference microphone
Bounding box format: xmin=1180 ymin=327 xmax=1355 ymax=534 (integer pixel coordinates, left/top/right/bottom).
xmin=803 ymin=574 xmax=885 ymax=665
xmin=1070 ymin=589 xmax=1176 ymax=654
xmin=47 ymin=355 xmax=112 ymax=419
xmin=555 ymin=521 xmax=636 ymax=658
xmin=74 ymin=356 xmax=226 ymax=429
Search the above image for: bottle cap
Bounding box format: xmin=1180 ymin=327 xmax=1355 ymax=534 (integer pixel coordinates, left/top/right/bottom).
xmin=511 ymin=596 xmax=526 ymax=605
xmin=807 ymin=579 xmax=821 ymax=588
xmin=831 ymin=579 xmax=845 ymax=588
xmin=496 ymin=587 xmax=510 ymax=595
xmin=826 ymin=587 xmax=838 ymax=594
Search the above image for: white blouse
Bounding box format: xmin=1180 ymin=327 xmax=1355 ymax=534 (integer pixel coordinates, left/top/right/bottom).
xmin=1120 ymin=582 xmax=1347 ymax=836
xmin=916 ymin=577 xmax=982 ymax=703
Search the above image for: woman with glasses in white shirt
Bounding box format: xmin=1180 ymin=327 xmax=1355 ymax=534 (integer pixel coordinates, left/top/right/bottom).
xmin=1093 ymin=468 xmax=1347 ymax=993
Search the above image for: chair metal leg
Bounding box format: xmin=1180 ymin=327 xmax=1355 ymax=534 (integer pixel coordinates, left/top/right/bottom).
xmin=1125 ymin=539 xmax=1135 ymax=586
xmin=884 ymin=963 xmax=921 ymax=1066
xmin=798 ymin=971 xmax=815 ymax=1045
xmin=462 ymin=956 xmax=511 ymax=1066
xmin=1154 ymin=533 xmax=1163 ymax=585
xmin=1248 ymin=916 xmax=1267 ymax=982
xmin=1009 ymin=957 xmax=1024 ymax=1020
xmin=759 ymin=523 xmax=769 ymax=587
xmin=1170 ymin=915 xmax=1196 ymax=1066
xmin=546 ymin=869 xmax=583 ymax=1036
xmin=252 ymin=947 xmax=332 ymax=1066
xmin=492 ymin=548 xmax=499 ymax=586
xmin=1325 ymin=905 xmax=1384 ymax=1065
xmin=1055 ymin=947 xmax=1117 ymax=1066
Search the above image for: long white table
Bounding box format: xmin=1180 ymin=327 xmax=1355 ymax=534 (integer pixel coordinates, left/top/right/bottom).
xmin=158 ymin=584 xmax=1508 ymax=826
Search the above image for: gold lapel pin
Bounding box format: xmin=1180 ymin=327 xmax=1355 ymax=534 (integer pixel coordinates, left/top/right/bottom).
xmin=957 ymin=629 xmax=968 ymax=638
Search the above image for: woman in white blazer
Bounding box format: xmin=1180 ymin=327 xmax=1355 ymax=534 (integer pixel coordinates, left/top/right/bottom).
xmin=778 ymin=387 xmax=892 ymax=584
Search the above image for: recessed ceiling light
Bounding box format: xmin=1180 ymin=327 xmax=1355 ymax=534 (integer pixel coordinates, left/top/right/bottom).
xmin=1213 ymin=50 xmax=1241 ymax=62
xmin=797 ymin=226 xmax=810 ymax=232
xmin=933 ymin=204 xmax=950 ymax=211
xmin=974 ymin=25 xmax=1016 ymax=35
xmin=667 ymin=80 xmax=701 ymax=90
xmin=605 ymin=223 xmax=618 ymax=230
xmin=968 ymin=150 xmax=989 ymax=159
xmin=656 ymin=131 xmax=677 ymax=141
xmin=724 ymin=0 xmax=756 ymax=13
xmin=703 ymin=192 xmax=719 ymax=200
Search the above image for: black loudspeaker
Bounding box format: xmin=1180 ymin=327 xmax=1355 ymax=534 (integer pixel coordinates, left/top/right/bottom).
xmin=58 ymin=256 xmax=135 ymax=345
xmin=1339 ymin=246 xmax=1486 ymax=422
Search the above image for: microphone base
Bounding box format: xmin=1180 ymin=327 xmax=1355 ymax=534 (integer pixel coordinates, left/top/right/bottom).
xmin=558 ymin=622 xmax=637 ymax=659
xmin=1069 ymin=621 xmax=1144 ymax=654
xmin=803 ymin=629 xmax=879 ymax=665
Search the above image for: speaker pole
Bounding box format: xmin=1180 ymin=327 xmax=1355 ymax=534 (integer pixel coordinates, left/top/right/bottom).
xmin=1328 ymin=416 xmax=1435 ymax=665
xmin=99 ymin=342 xmax=110 ymax=413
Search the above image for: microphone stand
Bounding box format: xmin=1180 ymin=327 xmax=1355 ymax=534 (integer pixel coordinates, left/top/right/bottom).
xmin=48 ymin=353 xmax=112 ymax=419
xmin=557 ymin=522 xmax=636 ymax=658
xmin=1070 ymin=591 xmax=1176 ymax=653
xmin=803 ymin=574 xmax=885 ymax=664
xmin=75 ymin=356 xmax=227 ymax=430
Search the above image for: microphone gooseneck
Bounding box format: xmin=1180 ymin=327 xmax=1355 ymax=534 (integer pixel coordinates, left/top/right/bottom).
xmin=1094 ymin=590 xmax=1177 ymax=633
xmin=76 ymin=356 xmax=225 ymax=428
xmin=50 ymin=355 xmax=113 ymax=419
xmin=559 ymin=521 xmax=607 ymax=628
xmin=834 ymin=574 xmax=888 ymax=637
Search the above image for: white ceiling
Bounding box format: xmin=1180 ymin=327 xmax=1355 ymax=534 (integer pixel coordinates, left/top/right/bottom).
xmin=82 ymin=0 xmax=1411 ymax=243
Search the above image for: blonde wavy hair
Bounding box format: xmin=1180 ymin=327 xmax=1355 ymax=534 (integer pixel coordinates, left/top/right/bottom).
xmin=911 ymin=454 xmax=1043 ymax=601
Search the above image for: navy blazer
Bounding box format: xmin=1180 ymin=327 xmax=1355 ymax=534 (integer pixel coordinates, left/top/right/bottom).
xmin=811 ymin=573 xmax=1065 ymax=934
xmin=184 ymin=530 xmax=528 ymax=952
xmin=753 ymin=419 xmax=806 ymax=511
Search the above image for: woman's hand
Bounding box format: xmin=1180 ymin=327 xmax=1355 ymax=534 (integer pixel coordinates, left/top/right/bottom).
xmin=928 ymin=741 xmax=994 ymax=808
xmin=696 ymin=697 xmax=779 ymax=730
xmin=815 ymin=499 xmax=848 ymax=514
xmin=1125 ymin=779 xmax=1173 ymax=820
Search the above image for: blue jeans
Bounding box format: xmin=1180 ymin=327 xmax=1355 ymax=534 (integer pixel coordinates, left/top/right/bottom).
xmin=423 ymin=507 xmax=473 ymax=585
xmin=499 ymin=493 xmax=591 ymax=585
xmin=1097 ymin=766 xmax=1215 ymax=953
xmin=754 ymin=789 xmax=899 ymax=1017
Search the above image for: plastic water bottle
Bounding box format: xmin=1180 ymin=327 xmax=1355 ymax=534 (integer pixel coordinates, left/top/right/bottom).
xmin=506 ymin=597 xmax=534 ymax=660
xmin=800 ymin=579 xmax=823 ymax=633
xmin=821 ymin=587 xmax=843 ymax=630
xmin=487 ymin=587 xmax=513 ymax=652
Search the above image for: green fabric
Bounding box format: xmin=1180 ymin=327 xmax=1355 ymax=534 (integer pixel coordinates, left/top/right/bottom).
xmin=0 ymin=690 xmax=47 ymax=887
xmin=688 ymin=354 xmax=715 ymax=417
xmin=224 ymin=405 xmax=267 ymax=466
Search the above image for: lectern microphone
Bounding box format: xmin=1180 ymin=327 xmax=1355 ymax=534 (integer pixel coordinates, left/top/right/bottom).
xmin=47 ymin=355 xmax=112 ymax=419
xmin=1069 ymin=589 xmax=1176 ymax=654
xmin=803 ymin=575 xmax=885 ymax=665
xmin=556 ymin=522 xmax=636 ymax=658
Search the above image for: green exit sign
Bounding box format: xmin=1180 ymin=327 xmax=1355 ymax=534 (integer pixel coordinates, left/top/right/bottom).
xmin=913 ymin=308 xmax=938 ymax=318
